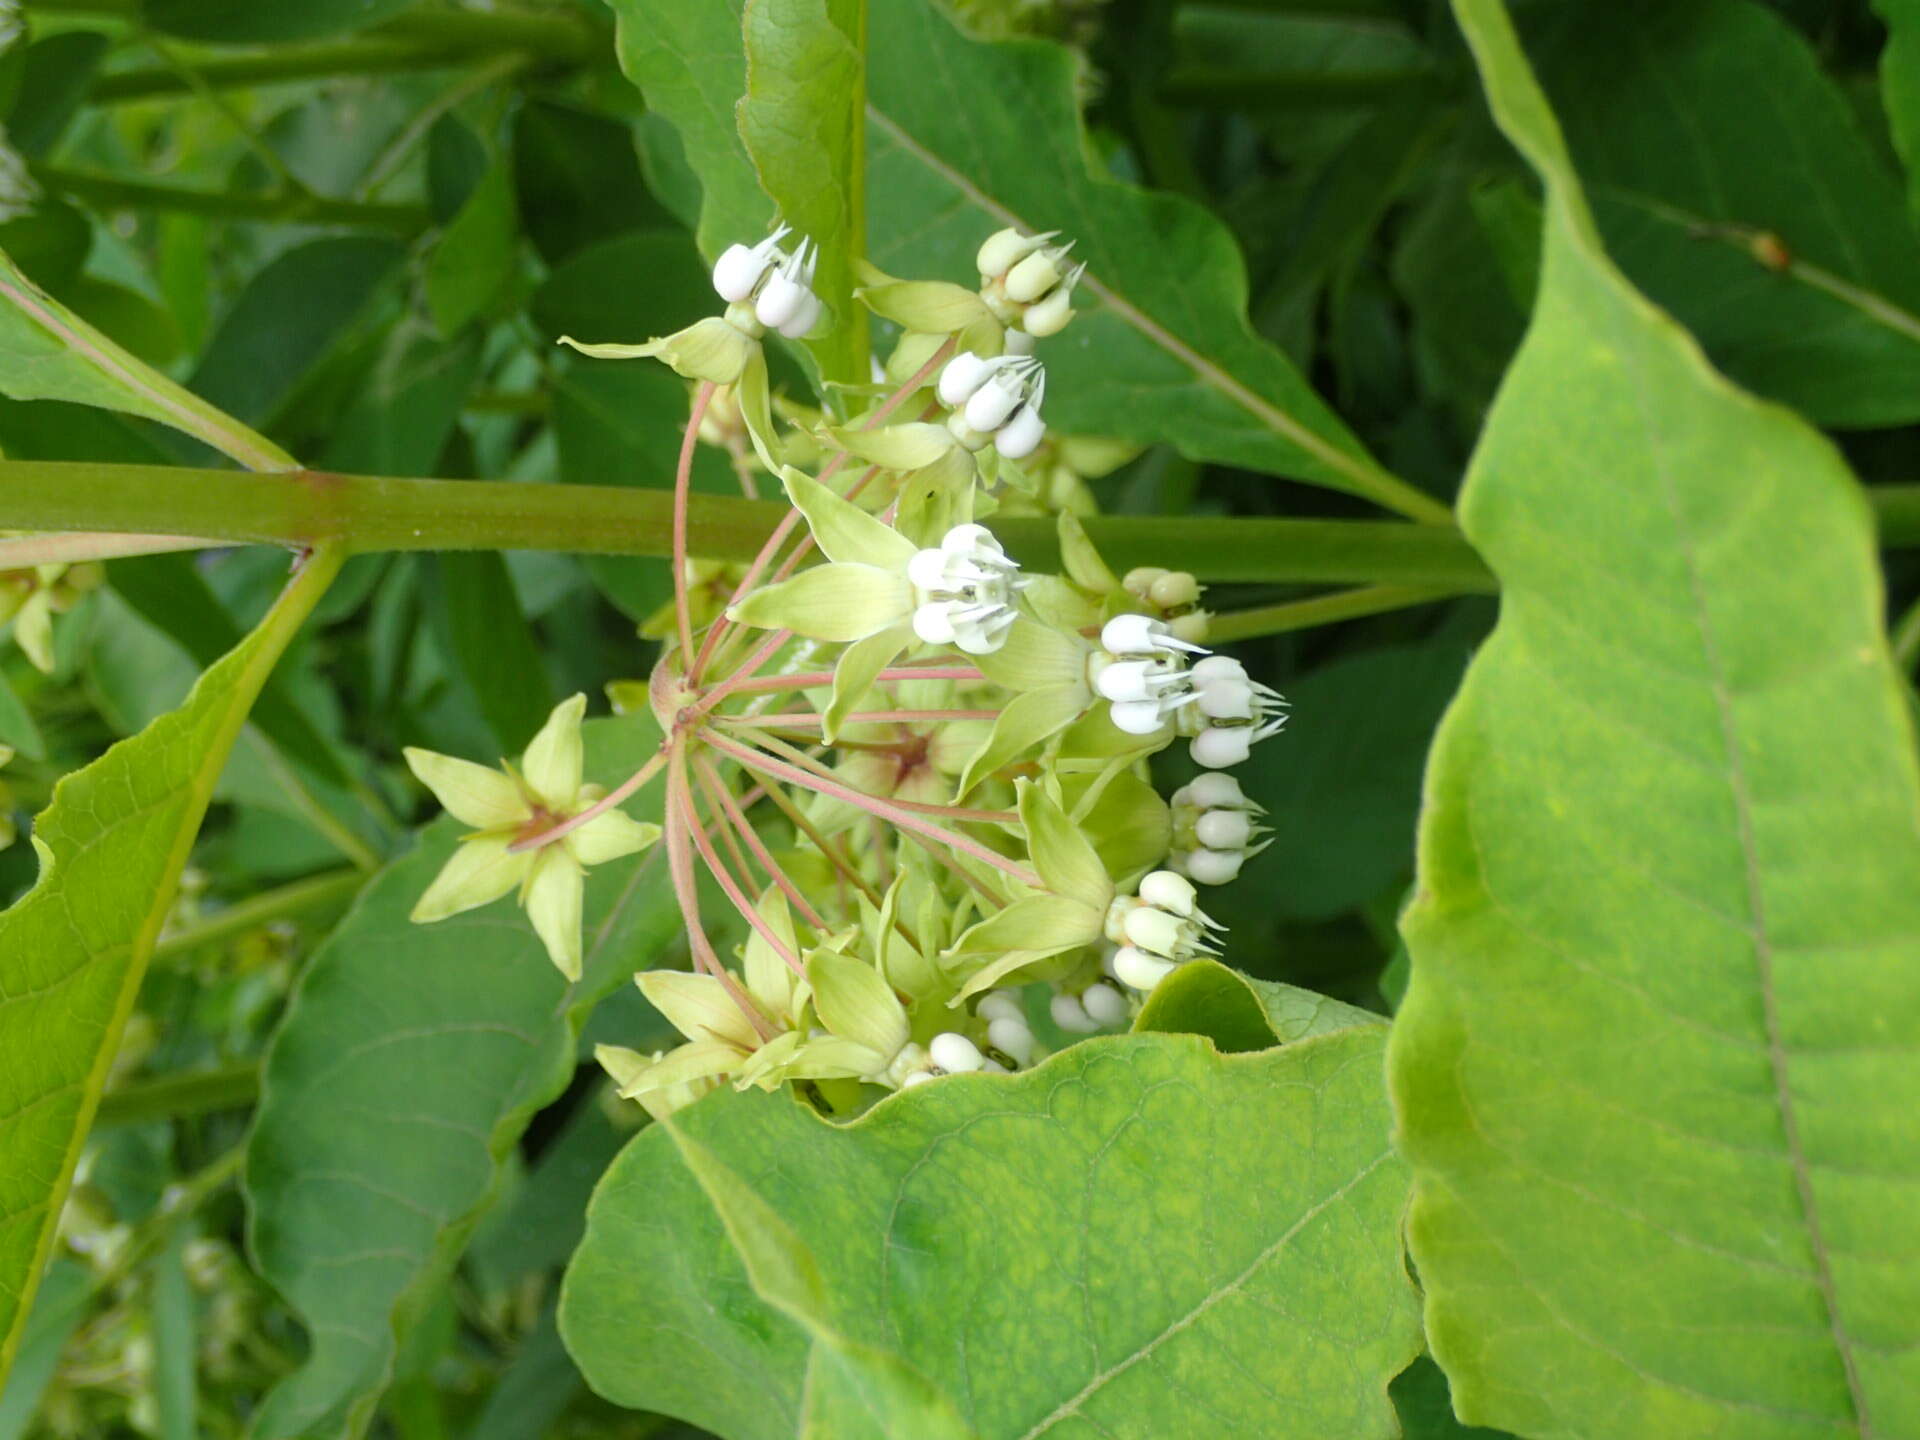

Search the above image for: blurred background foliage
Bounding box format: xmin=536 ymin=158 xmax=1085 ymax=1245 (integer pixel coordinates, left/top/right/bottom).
xmin=0 ymin=0 xmax=1910 ymax=1434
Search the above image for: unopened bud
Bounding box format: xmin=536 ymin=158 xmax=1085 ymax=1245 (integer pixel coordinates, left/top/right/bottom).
xmin=1005 ymin=249 xmax=1063 ymax=303
xmin=987 ymin=1015 xmax=1035 ymax=1065
xmin=1148 ymin=571 xmax=1201 ymax=610
xmin=1081 ymin=983 xmax=1129 ymax=1027
xmin=930 ymin=1032 xmax=986 ymax=1074
xmin=1113 ymin=945 xmax=1177 ymax=991
xmin=993 ymin=404 xmax=1047 ymax=460
xmin=977 ymin=227 xmax=1052 ymax=278
xmin=1020 ymin=284 xmax=1075 ymax=337
xmin=1139 ymin=870 xmax=1198 ymax=917
xmin=1050 ymin=992 xmax=1099 ymax=1034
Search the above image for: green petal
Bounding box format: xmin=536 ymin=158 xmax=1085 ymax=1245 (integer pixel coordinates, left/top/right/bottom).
xmin=948 ymin=893 xmax=1103 ymax=961
xmin=781 ymin=468 xmax=917 ymax=570
xmin=1056 ymin=510 xmax=1118 ymax=594
xmin=856 ymin=273 xmax=995 ymax=334
xmin=524 ymin=845 xmax=585 ymax=981
xmin=976 ymin=615 xmax=1093 ymax=692
xmin=726 ymin=563 xmax=913 ymax=643
xmin=12 ymin=591 xmax=54 ymax=674
xmin=639 ymin=971 xmax=764 ymax=1053
xmin=522 ymin=693 xmax=587 ymax=807
xmin=567 ymin=810 xmax=659 ymax=868
xmin=563 ymin=316 xmax=755 ymax=384
xmin=807 ymin=949 xmax=909 ymax=1060
xmin=735 ymin=347 xmax=780 ymax=471
xmin=1017 ymin=778 xmax=1113 ymax=912
xmin=956 ymin=683 xmax=1089 ymax=798
xmin=782 ymin=1034 xmax=890 ymax=1083
xmin=742 ymin=888 xmax=802 ymax=1020
xmin=411 ymin=833 xmax=530 ymax=924
xmin=404 ymin=748 xmax=526 ymax=831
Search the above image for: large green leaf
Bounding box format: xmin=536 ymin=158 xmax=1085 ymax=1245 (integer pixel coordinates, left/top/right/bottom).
xmin=1517 ymin=0 xmax=1920 ymax=428
xmin=0 ymin=547 xmax=343 ymax=1383
xmin=562 ymin=1029 xmax=1419 ymax=1440
xmin=1134 ymin=958 xmax=1382 ymax=1053
xmin=1390 ymin=4 xmax=1920 ymax=1436
xmin=1879 ymin=0 xmax=1920 ymax=222
xmin=242 ymin=718 xmax=680 ymax=1440
xmin=0 ymin=245 xmax=295 ymax=470
xmin=607 ymin=0 xmax=1447 ymax=520
xmin=740 ymin=0 xmax=869 ymax=388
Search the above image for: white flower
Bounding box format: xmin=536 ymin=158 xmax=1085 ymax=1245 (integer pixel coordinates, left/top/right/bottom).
xmin=908 ymin=522 xmax=1022 ymax=654
xmin=709 ymin=227 xmax=823 ymax=339
xmin=1169 ymin=772 xmax=1271 ymax=885
xmin=937 ymin=353 xmax=1048 ymax=458
xmin=1105 ymin=870 xmax=1225 ymax=992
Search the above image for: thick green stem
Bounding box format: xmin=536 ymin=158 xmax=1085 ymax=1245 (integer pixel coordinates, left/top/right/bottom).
xmin=96 ymin=1063 xmax=260 ymax=1128
xmin=0 ymin=460 xmax=1497 ymax=587
xmin=38 ymin=166 xmax=428 ymax=231
xmin=1206 ymin=585 xmax=1456 ymax=642
xmin=84 ymin=10 xmax=604 ymax=104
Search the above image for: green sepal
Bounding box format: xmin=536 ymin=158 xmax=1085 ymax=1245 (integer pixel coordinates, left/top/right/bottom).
xmin=1064 ymin=766 xmax=1172 ymax=885
xmin=735 ymin=347 xmax=780 ymax=471
xmin=1057 ymin=510 xmax=1118 ymax=595
xmin=807 ymin=949 xmax=910 ymax=1060
xmin=956 ymin=683 xmax=1088 ymax=798
xmin=825 ymin=622 xmax=913 ymax=741
xmin=828 ymin=421 xmax=955 ymax=473
xmin=1017 ymin=778 xmax=1113 ymax=912
xmin=856 ymin=260 xmax=996 ymax=335
xmin=975 ymin=614 xmax=1092 ymax=691
xmin=560 ymin=315 xmax=755 ymax=384
xmin=726 ymin=563 xmax=913 ymax=643
xmin=781 ymin=467 xmax=917 ymax=570
xmin=638 ymin=971 xmax=762 ymax=1053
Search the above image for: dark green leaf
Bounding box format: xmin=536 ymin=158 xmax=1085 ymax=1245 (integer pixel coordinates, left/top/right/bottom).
xmin=188 ymin=236 xmax=404 ymax=430
xmin=1392 ymin=4 xmax=1920 ymax=1433
xmin=1518 ymin=0 xmax=1920 ymax=427
xmin=529 ymin=228 xmax=711 ymax=347
xmin=4 ymin=31 xmax=107 ymax=158
xmin=427 ymin=552 xmax=553 ymax=754
xmin=426 ymin=161 xmax=519 ymax=336
xmin=426 ymin=113 xmax=489 ymax=226
xmin=1390 ymin=1357 xmax=1514 ymax=1439
xmin=0 ymin=200 xmax=90 ymax=292
xmin=0 ymin=668 xmax=42 ymax=760
xmin=513 ymin=101 xmax=670 ymax=264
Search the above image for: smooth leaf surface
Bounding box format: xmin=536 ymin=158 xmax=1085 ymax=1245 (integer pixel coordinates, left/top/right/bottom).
xmin=740 ymin=0 xmax=869 ymax=388
xmin=0 ymin=245 xmax=294 ymax=471
xmin=0 ymin=549 xmax=342 ymax=1382
xmin=562 ymin=1029 xmax=1419 ymax=1440
xmin=242 ymin=718 xmax=679 ymax=1440
xmin=1519 ymin=0 xmax=1920 ymax=427
xmin=608 ymin=0 xmax=1446 ymax=519
xmin=1134 ymin=958 xmax=1382 ymax=1053
xmin=1391 ymin=3 xmax=1920 ymax=1436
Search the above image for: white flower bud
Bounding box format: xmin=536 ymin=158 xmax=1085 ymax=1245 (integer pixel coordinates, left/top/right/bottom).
xmin=1185 ymin=848 xmax=1245 ymax=886
xmin=1148 ymin=571 xmax=1201 ymax=610
xmin=977 ymin=227 xmax=1053 ymax=278
xmin=988 ymin=1015 xmax=1035 ymax=1065
xmin=977 ymin=991 xmax=1024 ymax=1024
xmin=1123 ymin=567 xmax=1169 ymax=597
xmin=1100 ymin=612 xmax=1208 ymax=658
xmin=1192 ymin=725 xmax=1253 ymax=769
xmin=1050 ymin=992 xmax=1099 ymax=1034
xmin=1020 ymin=283 xmax=1075 ymax=337
xmin=937 ymin=351 xmax=995 ymax=407
xmin=1122 ymin=906 xmax=1185 ymax=957
xmin=1081 ymin=983 xmax=1129 ymax=1027
xmin=930 ymin=1031 xmax=986 ymax=1074
xmin=1195 ymin=809 xmax=1254 ymax=850
xmin=902 ymin=1069 xmax=937 ymax=1088
xmin=1189 ymin=773 xmax=1248 ymax=809
xmin=993 ymin=404 xmax=1047 ymax=460
xmin=1005 ymin=249 xmax=1062 ymax=303
xmin=775 ymin=290 xmax=823 ymax=340
xmin=964 ymin=369 xmax=1026 ymax=432
xmin=1113 ymin=946 xmax=1177 ymax=992
xmin=1139 ymin=869 xmax=1198 ymax=917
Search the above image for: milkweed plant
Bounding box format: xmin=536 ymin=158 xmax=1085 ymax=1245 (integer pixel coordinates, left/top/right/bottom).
xmin=405 ymin=224 xmax=1288 ymax=1114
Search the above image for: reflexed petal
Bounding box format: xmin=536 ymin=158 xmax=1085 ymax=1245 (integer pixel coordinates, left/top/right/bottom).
xmin=638 ymin=971 xmax=764 ymax=1053
xmin=522 ymin=693 xmax=587 ymax=807
xmin=782 ymin=1034 xmax=889 ymax=1083
xmin=741 ymin=888 xmax=801 ymax=1020
xmin=828 ymin=422 xmax=954 ymax=473
xmin=781 ymin=468 xmax=917 ymax=570
xmin=824 ymin=623 xmax=912 ymax=741
xmin=524 ymin=845 xmax=585 ymax=981
xmin=1017 ymin=779 xmax=1113 ymax=912
xmin=567 ymin=810 xmax=659 ymax=867
xmin=411 ymin=834 xmax=530 ymax=924
xmin=948 ymin=893 xmax=1103 ymax=960
xmin=12 ymin=592 xmax=54 ymax=673
xmin=404 ymin=749 xmax=526 ymax=830
xmin=807 ymin=950 xmax=910 ymax=1060
xmin=726 ymin=563 xmax=913 ymax=643
xmin=955 ymin=683 xmax=1088 ymax=798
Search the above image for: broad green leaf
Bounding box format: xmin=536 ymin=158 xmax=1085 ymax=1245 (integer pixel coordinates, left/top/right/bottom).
xmin=529 ymin=229 xmax=711 ymax=348
xmin=0 ymin=1261 xmax=89 ymax=1440
xmin=512 ymin=100 xmax=672 ymax=265
xmin=188 ymin=236 xmax=404 ymax=432
xmin=0 ymin=246 xmax=295 ymax=471
xmin=426 ymin=552 xmax=554 ymax=755
xmin=144 ymin=0 xmax=416 ymax=43
xmin=319 ymin=330 xmax=483 ymax=477
xmin=607 ymin=0 xmax=1447 ymax=520
xmin=1134 ymin=958 xmax=1381 ymax=1053
xmin=1391 ymin=4 xmax=1920 ymax=1436
xmin=561 ymin=1029 xmax=1419 ymax=1440
xmin=740 ymin=0 xmax=870 ymax=388
xmin=1517 ymin=0 xmax=1920 ymax=428
xmin=4 ymin=31 xmax=107 ymax=157
xmin=425 ymin=161 xmax=520 ymax=336
xmin=242 ymin=718 xmax=680 ymax=1440
xmin=1879 ymin=0 xmax=1920 ymax=222
xmin=0 ymin=547 xmax=343 ymax=1383
xmin=1390 ymin=1356 xmax=1515 ymax=1440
